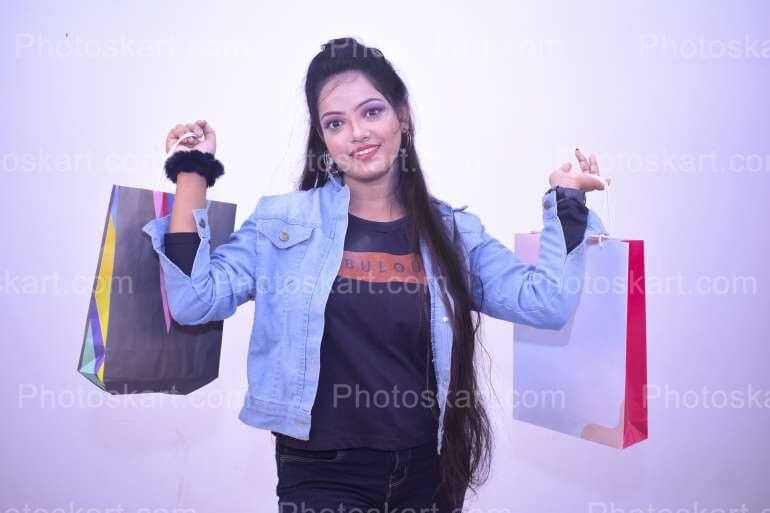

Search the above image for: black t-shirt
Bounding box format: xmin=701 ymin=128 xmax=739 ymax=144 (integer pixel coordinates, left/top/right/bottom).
xmin=275 ymin=212 xmax=439 ymax=450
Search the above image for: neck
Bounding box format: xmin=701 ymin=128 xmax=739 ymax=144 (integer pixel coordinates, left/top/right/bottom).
xmin=345 ymin=168 xmax=406 ymax=222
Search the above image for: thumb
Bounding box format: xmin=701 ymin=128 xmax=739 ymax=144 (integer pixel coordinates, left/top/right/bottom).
xmin=198 ymin=120 xmax=215 ymax=138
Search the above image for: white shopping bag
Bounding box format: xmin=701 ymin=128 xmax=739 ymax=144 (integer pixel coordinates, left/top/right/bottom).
xmin=512 ymin=234 xmax=648 ymax=448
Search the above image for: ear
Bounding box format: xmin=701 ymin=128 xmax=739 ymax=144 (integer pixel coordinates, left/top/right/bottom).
xmin=396 ymin=104 xmax=410 ymax=128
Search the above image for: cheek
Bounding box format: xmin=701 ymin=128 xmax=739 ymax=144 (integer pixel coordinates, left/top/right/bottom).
xmin=373 ymin=123 xmax=401 ymax=150
xmin=384 ymin=127 xmax=402 ymax=153
xmin=325 ymin=138 xmax=349 ymax=163
xmin=323 ymin=135 xmax=344 ymax=154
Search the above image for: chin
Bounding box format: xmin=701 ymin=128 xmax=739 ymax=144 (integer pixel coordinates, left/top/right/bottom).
xmin=344 ymin=157 xmax=386 ymax=172
xmin=345 ymin=164 xmax=391 ymax=181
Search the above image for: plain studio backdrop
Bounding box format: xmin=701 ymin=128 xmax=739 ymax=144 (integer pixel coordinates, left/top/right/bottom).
xmin=2 ymin=1 xmax=769 ymax=512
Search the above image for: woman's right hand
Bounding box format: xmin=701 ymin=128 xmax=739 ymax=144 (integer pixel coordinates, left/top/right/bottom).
xmin=165 ymin=120 xmax=217 ymax=156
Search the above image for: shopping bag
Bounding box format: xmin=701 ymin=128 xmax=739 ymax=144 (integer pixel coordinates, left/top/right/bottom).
xmin=77 ymin=184 xmax=237 ymax=394
xmin=512 ymin=233 xmax=647 ymax=448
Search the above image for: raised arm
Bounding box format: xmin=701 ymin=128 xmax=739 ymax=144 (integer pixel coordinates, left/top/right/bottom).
xmin=458 ymin=149 xmax=609 ymax=329
xmin=142 ymin=205 xmax=260 ymax=326
xmin=141 ymin=120 xmax=258 ymax=326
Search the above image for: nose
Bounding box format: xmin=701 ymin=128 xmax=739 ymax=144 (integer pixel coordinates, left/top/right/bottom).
xmin=350 ymin=117 xmax=370 ymax=143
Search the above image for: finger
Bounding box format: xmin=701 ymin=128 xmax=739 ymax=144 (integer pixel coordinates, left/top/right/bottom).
xmin=171 ymin=123 xmax=189 ymax=139
xmin=185 ymin=122 xmax=202 ymax=144
xmin=589 ymin=154 xmax=600 ymax=175
xmin=165 ymin=130 xmax=177 ymax=151
xmin=165 ymin=124 xmax=186 ymax=152
xmin=189 ymin=121 xmax=205 ymax=139
xmin=575 ymin=148 xmax=590 ymax=172
xmin=199 ymin=120 xmax=216 ymax=148
xmin=167 ymin=124 xmax=184 ymax=143
xmin=171 ymin=123 xmax=192 ymax=145
xmin=199 ymin=119 xmax=215 ymax=138
xmin=548 ymin=162 xmax=571 ymax=188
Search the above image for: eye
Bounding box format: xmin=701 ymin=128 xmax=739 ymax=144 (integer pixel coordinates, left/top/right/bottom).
xmin=324 ymin=119 xmax=343 ymax=131
xmin=323 ymin=107 xmax=384 ymax=131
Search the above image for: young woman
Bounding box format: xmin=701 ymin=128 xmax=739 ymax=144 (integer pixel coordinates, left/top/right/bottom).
xmin=143 ymin=37 xmax=608 ymax=512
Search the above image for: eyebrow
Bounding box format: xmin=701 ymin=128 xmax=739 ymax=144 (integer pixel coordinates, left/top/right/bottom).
xmin=320 ymin=97 xmax=384 ymax=120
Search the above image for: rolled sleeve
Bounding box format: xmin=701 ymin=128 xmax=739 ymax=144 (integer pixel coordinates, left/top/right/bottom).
xmin=141 ymin=211 xmax=207 ymax=286
xmin=141 ymin=206 xmax=259 ymax=326
xmin=457 ymin=188 xmax=608 ymax=330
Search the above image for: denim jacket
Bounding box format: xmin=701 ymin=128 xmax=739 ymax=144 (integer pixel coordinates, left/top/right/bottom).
xmin=141 ymin=172 xmax=607 ymax=455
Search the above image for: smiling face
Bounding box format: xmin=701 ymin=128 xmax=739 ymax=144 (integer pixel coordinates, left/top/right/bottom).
xmin=317 ymin=70 xmax=407 ymax=183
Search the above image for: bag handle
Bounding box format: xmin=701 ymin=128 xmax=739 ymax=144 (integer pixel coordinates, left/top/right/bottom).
xmin=586 ymin=174 xmax=614 ymax=246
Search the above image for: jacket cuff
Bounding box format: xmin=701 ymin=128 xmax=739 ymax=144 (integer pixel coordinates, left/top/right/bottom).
xmin=547 ymin=186 xmax=587 ymax=205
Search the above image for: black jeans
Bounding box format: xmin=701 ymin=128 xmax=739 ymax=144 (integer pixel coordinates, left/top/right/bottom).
xmin=274 ymin=439 xmax=465 ymax=512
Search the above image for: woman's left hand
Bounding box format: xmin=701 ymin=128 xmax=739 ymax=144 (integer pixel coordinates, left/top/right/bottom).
xmin=548 ymin=148 xmax=611 ymax=191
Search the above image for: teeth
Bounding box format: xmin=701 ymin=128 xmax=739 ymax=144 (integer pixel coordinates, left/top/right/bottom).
xmin=354 ymin=146 xmax=378 ymax=156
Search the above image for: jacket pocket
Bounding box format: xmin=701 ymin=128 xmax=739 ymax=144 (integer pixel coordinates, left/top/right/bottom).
xmin=257 ymin=218 xmax=314 ymax=249
xmin=255 ymin=218 xmax=316 ymax=294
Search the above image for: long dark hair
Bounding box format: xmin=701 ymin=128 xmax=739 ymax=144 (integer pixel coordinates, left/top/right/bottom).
xmin=296 ymin=37 xmax=492 ymax=506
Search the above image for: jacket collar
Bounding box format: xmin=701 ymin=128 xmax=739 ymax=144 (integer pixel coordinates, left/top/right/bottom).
xmin=432 ymin=197 xmax=454 ymax=221
xmin=324 ymin=171 xmax=345 ymax=192
xmin=322 ymin=171 xmax=453 ymax=221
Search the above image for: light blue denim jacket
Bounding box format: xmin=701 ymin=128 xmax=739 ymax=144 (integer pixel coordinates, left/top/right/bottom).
xmin=141 ymin=172 xmax=607 ymax=455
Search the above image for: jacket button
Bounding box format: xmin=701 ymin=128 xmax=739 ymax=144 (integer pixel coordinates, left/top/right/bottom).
xmin=543 ymin=200 xmax=552 ymax=210
xmin=198 ymin=218 xmax=206 ymax=229
xmin=279 ymin=230 xmax=289 ymax=241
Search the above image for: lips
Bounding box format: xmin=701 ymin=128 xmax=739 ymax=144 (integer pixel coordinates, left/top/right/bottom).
xmin=351 ymin=144 xmax=381 ymax=160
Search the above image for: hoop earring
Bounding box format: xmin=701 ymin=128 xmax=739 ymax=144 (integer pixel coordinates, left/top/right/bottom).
xmin=314 ymin=152 xmax=328 ymax=188
xmin=321 ymin=151 xmax=340 ymax=176
xmin=401 ymin=126 xmax=412 ymax=149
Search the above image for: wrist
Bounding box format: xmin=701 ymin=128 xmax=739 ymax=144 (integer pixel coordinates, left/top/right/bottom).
xmin=177 ymin=170 xmax=207 ymax=183
xmin=165 ymin=150 xmax=225 ymax=188
xmin=547 ymin=185 xmax=587 ymax=205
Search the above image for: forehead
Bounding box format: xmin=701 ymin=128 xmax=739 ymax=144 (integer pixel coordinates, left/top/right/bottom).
xmin=318 ymin=71 xmax=384 ymax=111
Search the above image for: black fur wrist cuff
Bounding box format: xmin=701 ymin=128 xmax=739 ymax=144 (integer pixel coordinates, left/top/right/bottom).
xmin=164 ymin=150 xmax=225 ymax=188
